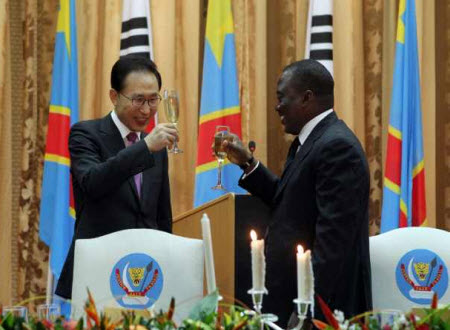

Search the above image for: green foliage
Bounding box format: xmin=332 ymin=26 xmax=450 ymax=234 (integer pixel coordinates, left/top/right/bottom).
xmin=4 ymin=296 xmax=448 ymax=330
xmin=187 ymin=291 xmax=219 ymax=321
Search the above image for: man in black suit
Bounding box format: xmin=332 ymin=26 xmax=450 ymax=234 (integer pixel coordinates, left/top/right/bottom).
xmin=56 ymin=56 xmax=178 ymax=299
xmin=223 ymin=59 xmax=372 ymax=325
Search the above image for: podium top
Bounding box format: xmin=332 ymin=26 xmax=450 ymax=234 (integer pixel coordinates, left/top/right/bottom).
xmin=174 ymin=193 xmax=236 ymax=224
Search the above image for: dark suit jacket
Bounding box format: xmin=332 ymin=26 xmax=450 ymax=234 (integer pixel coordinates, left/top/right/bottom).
xmin=56 ymin=113 xmax=172 ymax=299
xmin=239 ymin=112 xmax=372 ymax=325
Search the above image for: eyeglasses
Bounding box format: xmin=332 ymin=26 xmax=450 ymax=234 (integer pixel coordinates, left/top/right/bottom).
xmin=120 ymin=93 xmax=162 ymax=107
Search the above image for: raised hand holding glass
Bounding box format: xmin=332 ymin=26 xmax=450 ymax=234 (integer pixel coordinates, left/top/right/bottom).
xmin=163 ymin=90 xmax=183 ymax=153
xmin=212 ymin=126 xmax=231 ymax=190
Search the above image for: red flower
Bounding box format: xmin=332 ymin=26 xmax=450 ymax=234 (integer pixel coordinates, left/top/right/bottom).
xmin=316 ymin=295 xmax=340 ymax=330
xmin=41 ymin=319 xmax=54 ymax=329
xmin=63 ymin=319 xmax=78 ymax=330
xmin=312 ymin=319 xmax=329 ymax=329
xmin=415 ymin=325 xmax=430 ymax=330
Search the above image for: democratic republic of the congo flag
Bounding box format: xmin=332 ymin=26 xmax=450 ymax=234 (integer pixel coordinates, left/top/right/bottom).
xmin=39 ymin=0 xmax=78 ymax=286
xmin=194 ymin=0 xmax=246 ymax=207
xmin=380 ymin=0 xmax=426 ymax=233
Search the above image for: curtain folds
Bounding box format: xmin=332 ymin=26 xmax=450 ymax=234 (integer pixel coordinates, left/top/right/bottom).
xmin=363 ymin=0 xmax=384 ymax=235
xmin=0 ymin=0 xmax=443 ymax=306
xmin=16 ymin=0 xmax=59 ymax=305
xmin=0 ymin=0 xmax=13 ymax=306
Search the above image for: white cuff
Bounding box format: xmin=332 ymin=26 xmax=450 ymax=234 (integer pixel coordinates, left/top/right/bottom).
xmin=241 ymin=161 xmax=260 ymax=180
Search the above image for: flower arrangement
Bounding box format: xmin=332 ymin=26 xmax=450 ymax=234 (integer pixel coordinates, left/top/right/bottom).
xmin=312 ymin=293 xmax=450 ymax=330
xmin=1 ymin=291 xmax=449 ymax=330
xmin=0 ymin=290 xmax=262 ymax=330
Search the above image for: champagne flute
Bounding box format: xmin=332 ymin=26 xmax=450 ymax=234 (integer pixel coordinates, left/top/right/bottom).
xmin=163 ymin=89 xmax=183 ymax=153
xmin=212 ymin=126 xmax=230 ymax=190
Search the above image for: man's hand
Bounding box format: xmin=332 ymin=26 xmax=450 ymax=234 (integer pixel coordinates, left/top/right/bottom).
xmin=144 ymin=123 xmax=179 ymax=152
xmin=222 ymin=133 xmax=253 ymax=166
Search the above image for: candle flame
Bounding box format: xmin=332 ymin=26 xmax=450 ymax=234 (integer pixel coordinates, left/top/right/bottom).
xmin=297 ymin=245 xmax=304 ymax=254
xmin=250 ymin=230 xmax=257 ymax=241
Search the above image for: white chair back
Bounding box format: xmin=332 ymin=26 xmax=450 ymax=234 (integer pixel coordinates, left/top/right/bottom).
xmin=71 ymin=229 xmax=204 ymax=321
xmin=370 ymin=227 xmax=449 ymax=311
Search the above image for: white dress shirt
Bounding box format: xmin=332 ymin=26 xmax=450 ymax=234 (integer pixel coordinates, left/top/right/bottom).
xmin=243 ymin=109 xmax=334 ymax=178
xmin=111 ymin=110 xmax=142 ymax=144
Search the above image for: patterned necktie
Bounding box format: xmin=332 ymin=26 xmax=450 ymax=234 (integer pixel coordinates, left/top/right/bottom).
xmin=284 ymin=137 xmax=301 ymax=171
xmin=126 ymin=132 xmax=142 ymax=198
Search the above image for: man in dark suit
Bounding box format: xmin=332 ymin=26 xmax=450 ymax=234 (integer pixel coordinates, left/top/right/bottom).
xmin=56 ymin=56 xmax=178 ymax=299
xmin=223 ymin=59 xmax=372 ymax=325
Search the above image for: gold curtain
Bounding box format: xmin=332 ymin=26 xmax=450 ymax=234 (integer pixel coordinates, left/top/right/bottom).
xmin=0 ymin=0 xmax=13 ymax=306
xmin=436 ymin=1 xmax=450 ymax=230
xmin=0 ymin=0 xmax=445 ymax=306
xmin=17 ymin=0 xmax=59 ymax=305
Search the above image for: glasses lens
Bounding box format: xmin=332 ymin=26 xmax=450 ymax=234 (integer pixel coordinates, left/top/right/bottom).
xmin=150 ymin=95 xmax=162 ymax=107
xmin=132 ymin=98 xmax=145 ymax=107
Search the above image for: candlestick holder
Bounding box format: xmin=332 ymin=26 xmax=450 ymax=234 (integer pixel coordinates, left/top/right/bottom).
xmin=247 ymin=288 xmax=278 ymax=324
xmin=292 ymin=298 xmax=312 ymax=330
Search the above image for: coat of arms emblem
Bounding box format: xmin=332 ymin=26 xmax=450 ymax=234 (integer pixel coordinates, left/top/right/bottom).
xmin=110 ymin=253 xmax=164 ymax=309
xmin=395 ymin=249 xmax=448 ymax=304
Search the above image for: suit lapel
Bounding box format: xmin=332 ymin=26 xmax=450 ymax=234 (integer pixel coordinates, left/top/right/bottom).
xmin=99 ymin=113 xmax=126 ymax=155
xmin=100 ymin=113 xmax=141 ymax=205
xmin=274 ymin=112 xmax=338 ymax=201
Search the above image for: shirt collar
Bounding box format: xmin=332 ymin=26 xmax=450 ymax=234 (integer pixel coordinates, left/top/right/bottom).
xmin=298 ymin=109 xmax=334 ymax=145
xmin=111 ymin=110 xmax=141 ymax=140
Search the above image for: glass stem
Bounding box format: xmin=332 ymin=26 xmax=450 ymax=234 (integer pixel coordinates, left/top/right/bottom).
xmin=217 ymin=159 xmax=223 ymax=187
xmin=173 ymin=122 xmax=179 ymax=149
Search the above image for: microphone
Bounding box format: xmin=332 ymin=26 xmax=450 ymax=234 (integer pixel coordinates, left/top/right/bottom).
xmin=248 ymin=140 xmax=256 ymax=155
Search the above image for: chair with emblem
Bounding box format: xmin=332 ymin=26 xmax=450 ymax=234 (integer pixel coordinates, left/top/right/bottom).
xmin=70 ymin=229 xmax=204 ymax=321
xmin=370 ymin=227 xmax=450 ymax=311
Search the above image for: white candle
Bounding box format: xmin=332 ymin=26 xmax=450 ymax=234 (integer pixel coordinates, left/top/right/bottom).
xmin=297 ymin=245 xmax=314 ymax=302
xmin=250 ymin=230 xmax=265 ymax=291
xmin=201 ymin=213 xmax=216 ymax=294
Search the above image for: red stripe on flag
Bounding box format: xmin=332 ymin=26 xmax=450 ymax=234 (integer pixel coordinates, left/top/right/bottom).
xmin=399 ymin=209 xmax=408 ymax=228
xmin=45 ymin=113 xmax=71 ymax=158
xmin=412 ymin=168 xmax=426 ymax=226
xmin=69 ymin=174 xmax=75 ymax=211
xmin=196 ymin=114 xmax=242 ymax=166
xmin=145 ymin=116 xmax=156 ymax=133
xmin=384 ymin=133 xmax=402 ymax=185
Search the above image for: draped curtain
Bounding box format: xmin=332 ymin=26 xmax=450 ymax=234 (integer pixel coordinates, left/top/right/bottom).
xmin=0 ymin=0 xmax=445 ymax=307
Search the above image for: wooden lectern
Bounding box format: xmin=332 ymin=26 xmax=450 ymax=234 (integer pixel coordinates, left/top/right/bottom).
xmin=173 ymin=193 xmax=271 ymax=308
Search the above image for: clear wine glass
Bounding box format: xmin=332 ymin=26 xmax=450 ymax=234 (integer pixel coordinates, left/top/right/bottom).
xmin=2 ymin=306 xmax=28 ymax=321
xmin=37 ymin=304 xmax=60 ymax=321
xmin=163 ymin=89 xmax=183 ymax=153
xmin=212 ymin=125 xmax=230 ymax=190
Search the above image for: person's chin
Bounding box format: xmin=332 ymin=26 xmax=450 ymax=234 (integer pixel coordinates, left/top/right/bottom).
xmin=283 ymin=125 xmax=293 ymax=134
xmin=134 ymin=121 xmax=149 ymax=131
xmin=284 ymin=127 xmax=299 ymax=136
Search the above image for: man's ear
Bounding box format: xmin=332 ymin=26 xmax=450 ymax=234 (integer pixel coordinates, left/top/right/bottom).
xmin=302 ymin=89 xmax=314 ymax=103
xmin=110 ymin=89 xmax=119 ymax=106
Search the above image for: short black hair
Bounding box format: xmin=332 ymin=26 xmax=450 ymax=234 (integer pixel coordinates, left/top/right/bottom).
xmin=110 ymin=55 xmax=162 ymax=92
xmin=283 ymin=59 xmax=333 ymax=97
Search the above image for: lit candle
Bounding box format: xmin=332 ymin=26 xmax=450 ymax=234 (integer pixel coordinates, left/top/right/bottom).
xmin=201 ymin=213 xmax=216 ymax=294
xmin=250 ymin=230 xmax=265 ymax=291
xmin=297 ymin=245 xmax=314 ymax=302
